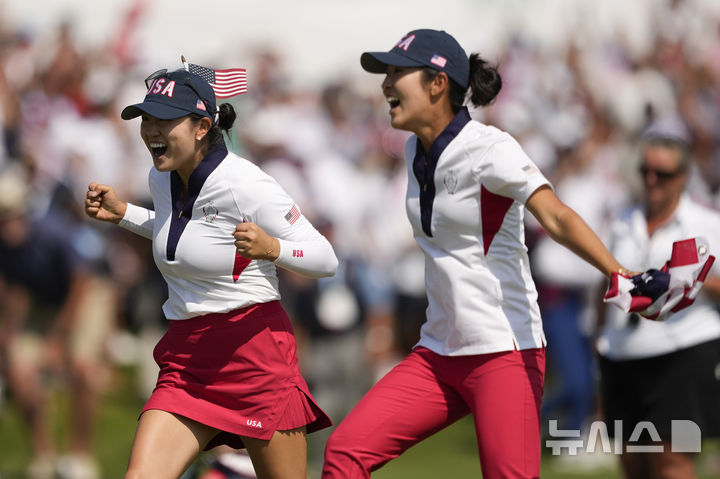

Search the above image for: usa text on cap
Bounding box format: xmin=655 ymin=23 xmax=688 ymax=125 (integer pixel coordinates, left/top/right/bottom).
xmin=121 ymin=70 xmax=216 ymax=122
xmin=361 ymin=29 xmax=470 ymax=89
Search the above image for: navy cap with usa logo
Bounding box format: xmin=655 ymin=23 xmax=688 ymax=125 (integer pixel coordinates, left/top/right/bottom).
xmin=121 ymin=69 xmax=217 ymax=122
xmin=361 ymin=29 xmax=470 ymax=89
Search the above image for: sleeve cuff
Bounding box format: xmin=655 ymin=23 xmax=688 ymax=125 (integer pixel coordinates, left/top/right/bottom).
xmin=118 ymin=203 xmax=154 ymax=239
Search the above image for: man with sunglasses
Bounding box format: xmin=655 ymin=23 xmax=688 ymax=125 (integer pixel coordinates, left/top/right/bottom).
xmin=596 ymin=121 xmax=720 ymax=479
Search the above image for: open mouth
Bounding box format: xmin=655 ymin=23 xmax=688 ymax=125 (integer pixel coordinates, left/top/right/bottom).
xmin=386 ymin=96 xmax=400 ymax=109
xmin=149 ymin=141 xmax=167 ymax=157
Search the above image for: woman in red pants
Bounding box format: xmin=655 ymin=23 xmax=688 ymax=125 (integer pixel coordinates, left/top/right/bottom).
xmin=322 ymin=29 xmax=633 ymax=479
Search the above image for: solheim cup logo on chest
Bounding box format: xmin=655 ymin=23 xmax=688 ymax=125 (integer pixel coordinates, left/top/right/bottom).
xmin=443 ymin=169 xmax=458 ymax=194
xmin=202 ymin=202 xmax=218 ymax=222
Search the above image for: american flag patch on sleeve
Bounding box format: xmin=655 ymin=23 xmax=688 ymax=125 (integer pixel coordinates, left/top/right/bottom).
xmin=284 ymin=205 xmax=300 ymax=224
xmin=522 ymin=164 xmax=538 ymax=175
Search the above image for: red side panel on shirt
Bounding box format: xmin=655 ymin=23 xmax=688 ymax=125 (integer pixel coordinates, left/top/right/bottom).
xmin=481 ymin=185 xmax=513 ymax=255
xmin=233 ymin=252 xmax=251 ymax=282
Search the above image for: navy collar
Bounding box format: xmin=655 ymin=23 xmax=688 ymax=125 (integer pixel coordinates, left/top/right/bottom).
xmin=412 ymin=107 xmax=472 ymax=236
xmin=426 ymin=107 xmax=472 ymax=159
xmin=167 ymin=141 xmax=228 ymax=260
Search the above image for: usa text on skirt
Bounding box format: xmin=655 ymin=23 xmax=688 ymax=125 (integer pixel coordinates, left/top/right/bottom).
xmin=142 ymin=300 xmax=332 ymax=449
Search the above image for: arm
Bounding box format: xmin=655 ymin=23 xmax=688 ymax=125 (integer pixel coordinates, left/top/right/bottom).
xmin=233 ymin=218 xmax=338 ymax=279
xmin=525 ymin=185 xmax=629 ymax=277
xmin=702 ymin=275 xmax=720 ymax=301
xmin=272 ymin=221 xmax=338 ymax=278
xmin=85 ymin=182 xmax=154 ymax=240
xmin=233 ymin=175 xmax=338 ymax=278
xmin=119 ymin=203 xmax=154 ymax=240
xmin=231 ymin=171 xmax=338 ymax=278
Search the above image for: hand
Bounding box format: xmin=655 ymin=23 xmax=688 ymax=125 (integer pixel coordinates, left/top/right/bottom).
xmin=629 ymin=269 xmax=670 ymax=300
xmin=85 ymin=182 xmax=127 ymax=224
xmin=617 ymin=267 xmax=642 ymax=277
xmin=232 ymin=222 xmax=279 ymax=261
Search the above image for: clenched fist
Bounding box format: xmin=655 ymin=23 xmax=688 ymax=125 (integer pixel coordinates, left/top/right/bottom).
xmin=233 ymin=222 xmax=279 ymax=261
xmin=85 ymin=182 xmax=127 ymax=224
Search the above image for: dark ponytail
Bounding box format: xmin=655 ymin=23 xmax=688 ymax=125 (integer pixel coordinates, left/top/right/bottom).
xmin=217 ymin=102 xmax=236 ymax=132
xmin=193 ymin=102 xmax=237 ymax=146
xmin=466 ymin=53 xmax=502 ymax=108
xmin=423 ymin=53 xmax=502 ymax=113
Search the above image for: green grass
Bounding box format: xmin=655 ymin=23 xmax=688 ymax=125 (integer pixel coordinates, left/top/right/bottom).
xmin=372 ymin=416 xmax=623 ymax=479
xmin=369 ymin=417 xmax=720 ymax=479
xmin=1 ymin=366 xmax=719 ymax=478
xmin=0 ymin=366 xmax=141 ymax=479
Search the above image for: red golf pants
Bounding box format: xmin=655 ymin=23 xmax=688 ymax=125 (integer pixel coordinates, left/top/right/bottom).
xmin=322 ymin=346 xmax=545 ymax=478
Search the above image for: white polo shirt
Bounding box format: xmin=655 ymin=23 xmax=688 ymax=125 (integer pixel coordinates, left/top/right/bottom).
xmin=120 ymin=144 xmax=337 ymax=319
xmin=596 ymin=194 xmax=720 ymax=360
xmin=407 ymin=108 xmax=550 ymax=356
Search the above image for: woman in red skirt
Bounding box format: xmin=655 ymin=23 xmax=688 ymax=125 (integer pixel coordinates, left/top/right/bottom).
xmin=85 ymin=64 xmax=337 ymax=479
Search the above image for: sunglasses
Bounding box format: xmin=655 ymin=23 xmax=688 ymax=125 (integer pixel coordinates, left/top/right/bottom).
xmin=144 ymin=68 xmax=169 ymax=89
xmin=144 ymin=69 xmax=215 ymax=122
xmin=638 ymin=164 xmax=684 ymax=180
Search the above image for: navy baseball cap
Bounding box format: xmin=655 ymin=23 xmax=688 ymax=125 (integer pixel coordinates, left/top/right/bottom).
xmin=121 ymin=69 xmax=216 ymax=122
xmin=361 ymin=29 xmax=470 ymax=89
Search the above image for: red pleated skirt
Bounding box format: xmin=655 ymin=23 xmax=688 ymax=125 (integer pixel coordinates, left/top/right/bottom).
xmin=142 ymin=300 xmax=331 ymax=449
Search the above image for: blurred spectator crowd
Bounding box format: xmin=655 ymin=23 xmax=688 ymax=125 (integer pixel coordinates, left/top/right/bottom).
xmin=1 ymin=0 xmax=720 ymax=477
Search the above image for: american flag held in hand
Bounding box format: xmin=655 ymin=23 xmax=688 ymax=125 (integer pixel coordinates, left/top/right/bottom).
xmin=186 ymin=61 xmax=247 ymax=98
xmin=604 ymin=237 xmax=715 ymax=321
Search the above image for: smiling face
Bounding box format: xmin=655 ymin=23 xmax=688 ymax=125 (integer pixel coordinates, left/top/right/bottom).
xmin=382 ymin=66 xmax=432 ymax=133
xmin=140 ymin=114 xmax=210 ymax=183
xmin=381 ymin=65 xmax=456 ymax=151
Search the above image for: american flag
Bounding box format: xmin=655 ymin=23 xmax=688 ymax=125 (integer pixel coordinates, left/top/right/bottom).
xmin=430 ymin=54 xmax=447 ymax=68
xmin=522 ymin=164 xmax=538 ymax=175
xmin=604 ymin=237 xmax=715 ymax=321
xmin=284 ymin=205 xmax=301 ymax=225
xmin=187 ymin=63 xmax=247 ymax=98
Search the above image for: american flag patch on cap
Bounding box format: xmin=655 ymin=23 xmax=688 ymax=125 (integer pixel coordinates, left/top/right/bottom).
xmin=284 ymin=205 xmax=300 ymax=224
xmin=430 ymin=54 xmax=447 ymax=68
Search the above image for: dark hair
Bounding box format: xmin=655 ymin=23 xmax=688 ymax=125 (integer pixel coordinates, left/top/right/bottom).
xmin=467 ymin=54 xmax=502 ymax=108
xmin=423 ymin=53 xmax=502 ymax=113
xmin=642 ymin=135 xmax=692 ymax=172
xmin=190 ymin=102 xmax=237 ymax=146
